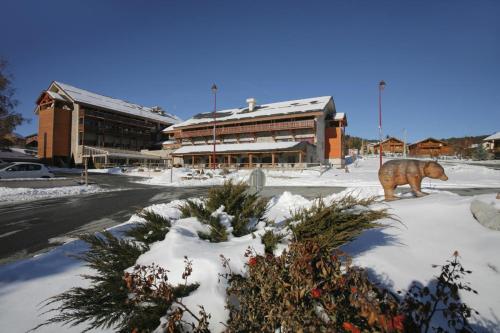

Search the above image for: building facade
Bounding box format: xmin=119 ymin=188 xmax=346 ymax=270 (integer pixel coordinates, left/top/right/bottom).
xmin=483 ymin=132 xmax=500 ymax=159
xmin=163 ymin=96 xmax=347 ymax=168
xmin=373 ymin=137 xmax=406 ymax=155
xmin=35 ymin=82 xmax=180 ymax=166
xmin=24 ymin=133 xmax=38 ymax=149
xmin=408 ymin=138 xmax=453 ymax=158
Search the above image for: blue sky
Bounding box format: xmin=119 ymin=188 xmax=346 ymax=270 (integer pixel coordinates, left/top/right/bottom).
xmin=2 ymin=0 xmax=499 ymax=142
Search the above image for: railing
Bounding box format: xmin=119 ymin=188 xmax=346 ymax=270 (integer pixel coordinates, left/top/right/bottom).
xmin=181 ymin=162 xmax=323 ymax=170
xmin=82 ymin=146 xmax=108 ymax=157
xmin=82 ymin=146 xmax=163 ymax=158
xmin=175 ymin=119 xmax=315 ymax=139
xmin=83 ymin=108 xmax=158 ymax=128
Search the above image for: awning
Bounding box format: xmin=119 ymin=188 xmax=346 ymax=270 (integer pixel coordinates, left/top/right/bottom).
xmin=173 ymin=141 xmax=308 ymax=155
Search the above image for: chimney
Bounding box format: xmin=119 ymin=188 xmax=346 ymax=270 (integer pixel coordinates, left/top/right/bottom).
xmin=246 ymin=98 xmax=257 ymax=112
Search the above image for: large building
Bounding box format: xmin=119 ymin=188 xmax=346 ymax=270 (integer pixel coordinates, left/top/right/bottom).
xmin=163 ymin=96 xmax=346 ymax=168
xmin=35 ymin=82 xmax=180 ymax=166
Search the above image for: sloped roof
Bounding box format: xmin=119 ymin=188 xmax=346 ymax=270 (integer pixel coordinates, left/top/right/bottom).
xmin=164 ymin=96 xmax=333 ymax=132
xmin=173 ymin=141 xmax=306 ymax=155
xmin=374 ymin=137 xmax=404 ymax=146
xmin=49 ymin=81 xmax=181 ymax=125
xmin=333 ymin=112 xmax=346 ymax=121
xmin=408 ymin=137 xmax=447 ymax=147
xmin=484 ymin=132 xmax=500 ymax=141
xmin=46 ymin=91 xmax=69 ymax=101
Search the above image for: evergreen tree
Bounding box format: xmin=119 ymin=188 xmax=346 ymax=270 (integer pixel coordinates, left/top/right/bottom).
xmin=472 ymin=144 xmax=488 ymax=160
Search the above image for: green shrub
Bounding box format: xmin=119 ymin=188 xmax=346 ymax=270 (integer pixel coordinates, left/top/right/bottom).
xmin=206 ymin=180 xmax=269 ymax=237
xmin=179 ymin=199 xmax=211 ymax=221
xmin=178 ymin=180 xmax=270 ymax=241
xmin=225 ymin=241 xmax=404 ymax=332
xmin=287 ymin=195 xmax=389 ymax=250
xmin=125 ymin=210 xmax=171 ymax=245
xmin=33 ymin=232 xmax=146 ymax=332
xmin=197 ymin=215 xmax=229 ymax=243
xmin=33 ymin=231 xmax=199 ymax=333
xmin=260 ymin=230 xmax=285 ymax=254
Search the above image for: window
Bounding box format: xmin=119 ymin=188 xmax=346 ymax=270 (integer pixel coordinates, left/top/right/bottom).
xmin=27 ymin=164 xmax=42 ymax=171
xmin=8 ymin=164 xmax=28 ymax=171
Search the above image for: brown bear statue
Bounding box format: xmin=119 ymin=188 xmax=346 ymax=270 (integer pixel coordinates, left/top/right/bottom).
xmin=378 ymin=159 xmax=448 ymax=201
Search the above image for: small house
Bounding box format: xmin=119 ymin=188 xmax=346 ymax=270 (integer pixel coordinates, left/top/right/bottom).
xmin=408 ymin=138 xmax=453 ymax=158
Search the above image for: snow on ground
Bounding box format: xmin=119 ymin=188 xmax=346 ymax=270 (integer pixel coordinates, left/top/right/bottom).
xmin=1 ymin=187 xmax=499 ymax=332
xmin=130 ymin=157 xmax=500 ymax=189
xmin=0 ymin=184 xmax=109 ymax=204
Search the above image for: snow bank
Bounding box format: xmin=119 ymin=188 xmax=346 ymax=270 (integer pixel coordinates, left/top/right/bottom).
xmin=1 ymin=189 xmax=499 ymax=332
xmin=0 ymin=185 xmax=108 ymax=204
xmin=88 ymin=167 xmax=123 ymax=174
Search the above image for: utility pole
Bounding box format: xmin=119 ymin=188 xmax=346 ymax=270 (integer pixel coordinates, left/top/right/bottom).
xmin=403 ymin=128 xmax=407 ymax=158
xmin=170 ymin=160 xmax=173 ymax=183
xmin=211 ymin=84 xmax=218 ymax=170
xmin=378 ymin=80 xmax=386 ymax=168
xmin=84 ymin=157 xmax=88 ymax=185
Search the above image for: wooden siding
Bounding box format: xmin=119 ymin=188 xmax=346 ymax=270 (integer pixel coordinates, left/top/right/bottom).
xmin=374 ymin=138 xmax=405 ymax=154
xmin=38 ymin=108 xmax=72 ymax=159
xmin=174 ymin=119 xmax=315 ymax=139
xmin=409 ymin=139 xmax=453 ymax=157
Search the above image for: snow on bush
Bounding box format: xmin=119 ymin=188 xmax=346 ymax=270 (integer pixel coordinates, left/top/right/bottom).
xmin=0 ymin=187 xmax=499 ymax=332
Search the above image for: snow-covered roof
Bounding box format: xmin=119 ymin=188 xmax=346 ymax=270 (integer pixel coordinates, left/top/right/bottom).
xmin=408 ymin=137 xmax=447 ymax=147
xmin=484 ymin=132 xmax=500 ymax=141
xmin=165 ymin=96 xmax=332 ymax=132
xmin=46 ymin=91 xmax=69 ymax=101
xmin=333 ymin=112 xmax=346 ymax=121
xmin=374 ymin=137 xmax=404 ymax=146
xmin=50 ymin=82 xmax=181 ymax=125
xmin=173 ymin=142 xmax=306 ymax=155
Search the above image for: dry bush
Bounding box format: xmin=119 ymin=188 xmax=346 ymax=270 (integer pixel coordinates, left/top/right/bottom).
xmin=225 ymin=241 xmax=404 ymax=332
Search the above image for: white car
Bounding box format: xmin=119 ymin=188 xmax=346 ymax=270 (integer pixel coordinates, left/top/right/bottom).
xmin=0 ymin=162 xmax=55 ymax=179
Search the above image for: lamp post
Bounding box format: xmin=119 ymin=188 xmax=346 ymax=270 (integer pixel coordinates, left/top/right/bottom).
xmin=378 ymin=80 xmax=386 ymax=168
xmin=211 ymin=83 xmax=218 ymax=170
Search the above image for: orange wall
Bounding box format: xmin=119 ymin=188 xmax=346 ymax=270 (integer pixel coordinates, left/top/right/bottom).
xmin=38 ymin=108 xmax=72 ymax=159
xmin=52 ymin=108 xmax=72 ymax=156
xmin=38 ymin=108 xmax=54 ymax=158
xmin=325 ymin=127 xmax=342 ymax=159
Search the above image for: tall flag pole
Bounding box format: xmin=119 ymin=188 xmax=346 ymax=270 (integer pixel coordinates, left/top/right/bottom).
xmin=378 ymin=80 xmax=386 ymax=168
xmin=211 ymin=84 xmax=218 ymax=170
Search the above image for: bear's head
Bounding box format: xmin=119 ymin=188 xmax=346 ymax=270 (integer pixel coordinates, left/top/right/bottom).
xmin=424 ymin=161 xmax=448 ymax=181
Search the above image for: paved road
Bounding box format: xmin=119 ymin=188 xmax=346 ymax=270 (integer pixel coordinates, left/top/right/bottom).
xmin=0 ymin=174 xmax=345 ymax=264
xmin=1 ymin=173 xmax=498 ymax=264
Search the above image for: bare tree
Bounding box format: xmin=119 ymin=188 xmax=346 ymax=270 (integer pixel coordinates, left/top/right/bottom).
xmin=0 ymin=59 xmax=26 ymax=140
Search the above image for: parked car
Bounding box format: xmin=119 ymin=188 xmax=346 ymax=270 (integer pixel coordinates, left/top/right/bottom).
xmin=0 ymin=162 xmax=54 ymax=179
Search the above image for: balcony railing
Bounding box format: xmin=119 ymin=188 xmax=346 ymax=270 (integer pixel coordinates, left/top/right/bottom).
xmin=175 ymin=119 xmax=315 ymax=139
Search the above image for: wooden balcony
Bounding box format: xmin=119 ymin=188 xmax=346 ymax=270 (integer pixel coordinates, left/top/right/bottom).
xmin=175 ymin=119 xmax=315 ymax=139
xmin=83 ymin=108 xmax=157 ymax=129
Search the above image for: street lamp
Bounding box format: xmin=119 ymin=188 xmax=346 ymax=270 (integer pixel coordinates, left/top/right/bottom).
xmin=378 ymin=80 xmax=386 ymax=168
xmin=211 ymin=83 xmax=218 ymax=170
